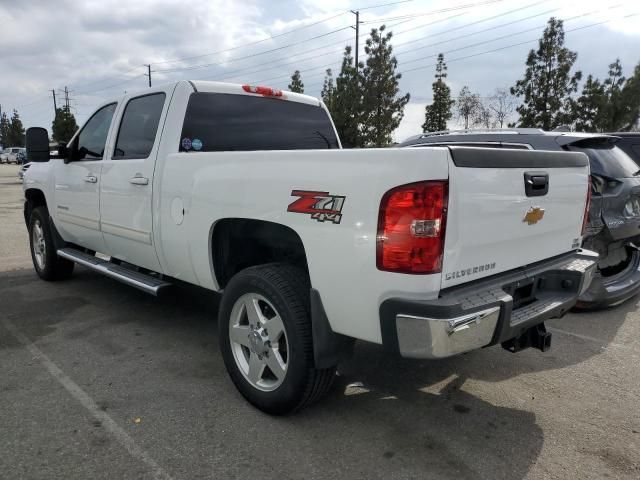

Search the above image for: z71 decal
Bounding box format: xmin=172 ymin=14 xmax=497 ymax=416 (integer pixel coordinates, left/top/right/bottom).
xmin=287 ymin=190 xmax=346 ymax=224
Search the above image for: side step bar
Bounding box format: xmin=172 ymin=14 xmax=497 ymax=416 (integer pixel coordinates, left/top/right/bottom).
xmin=57 ymin=248 xmax=171 ymax=296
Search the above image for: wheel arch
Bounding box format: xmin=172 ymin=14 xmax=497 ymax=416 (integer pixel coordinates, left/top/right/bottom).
xmin=210 ymin=217 xmax=310 ymax=290
xmin=210 ymin=217 xmax=354 ymax=369
xmin=24 ymin=188 xmax=48 ymax=225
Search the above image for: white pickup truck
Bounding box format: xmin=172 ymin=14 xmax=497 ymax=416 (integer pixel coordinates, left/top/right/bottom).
xmin=24 ymin=81 xmax=597 ymax=414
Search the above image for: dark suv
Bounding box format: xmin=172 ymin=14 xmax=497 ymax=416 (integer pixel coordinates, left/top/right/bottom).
xmin=399 ymin=128 xmax=640 ymax=310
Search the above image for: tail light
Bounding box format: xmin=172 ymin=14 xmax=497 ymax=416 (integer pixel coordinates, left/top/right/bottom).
xmin=377 ymin=180 xmax=448 ymax=274
xmin=242 ymin=84 xmax=283 ymax=97
xmin=581 ymin=176 xmax=592 ymax=236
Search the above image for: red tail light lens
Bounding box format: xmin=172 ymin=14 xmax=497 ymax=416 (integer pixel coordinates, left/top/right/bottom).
xmin=242 ymin=84 xmax=283 ymax=97
xmin=377 ymin=181 xmax=448 ymax=274
xmin=582 ymin=176 xmax=592 ymax=236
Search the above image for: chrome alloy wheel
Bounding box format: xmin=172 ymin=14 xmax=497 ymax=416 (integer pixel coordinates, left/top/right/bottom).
xmin=32 ymin=219 xmax=46 ymax=270
xmin=228 ymin=293 xmax=289 ymax=392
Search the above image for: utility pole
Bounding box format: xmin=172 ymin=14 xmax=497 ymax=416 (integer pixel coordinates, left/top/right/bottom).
xmin=51 ymin=89 xmax=57 ymax=112
xmin=144 ymin=64 xmax=152 ymax=87
xmin=64 ymin=86 xmax=69 ymax=109
xmin=351 ymin=10 xmax=361 ymax=70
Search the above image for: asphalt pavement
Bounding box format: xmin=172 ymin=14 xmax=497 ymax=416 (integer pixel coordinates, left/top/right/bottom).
xmin=0 ymin=163 xmax=639 ymax=479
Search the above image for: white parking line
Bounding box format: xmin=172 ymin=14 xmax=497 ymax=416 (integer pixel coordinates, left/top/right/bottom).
xmin=1 ymin=318 xmax=173 ymax=480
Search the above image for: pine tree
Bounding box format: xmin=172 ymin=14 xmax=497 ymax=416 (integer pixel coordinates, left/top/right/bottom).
xmin=456 ymin=86 xmax=481 ymax=129
xmin=574 ymin=75 xmax=606 ymax=132
xmin=619 ymin=62 xmax=640 ymax=130
xmin=601 ymin=59 xmax=626 ymax=131
xmin=0 ymin=111 xmax=10 ymax=148
xmin=359 ymin=25 xmax=410 ymax=147
xmin=329 ymin=46 xmax=362 ymax=148
xmin=422 ymin=53 xmax=454 ymax=132
xmin=7 ymin=109 xmax=25 ymax=146
xmin=51 ymin=105 xmax=79 ymax=143
xmin=288 ymin=70 xmax=304 ymax=93
xmin=511 ymin=18 xmax=582 ymax=130
xmin=320 ymin=68 xmax=335 ymax=110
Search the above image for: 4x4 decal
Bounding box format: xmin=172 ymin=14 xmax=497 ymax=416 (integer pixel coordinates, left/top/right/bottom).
xmin=287 ymin=190 xmax=346 ymax=224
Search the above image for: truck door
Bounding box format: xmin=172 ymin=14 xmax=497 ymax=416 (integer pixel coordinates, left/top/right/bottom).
xmin=98 ymin=88 xmax=171 ymax=272
xmin=53 ymin=102 xmax=117 ymax=253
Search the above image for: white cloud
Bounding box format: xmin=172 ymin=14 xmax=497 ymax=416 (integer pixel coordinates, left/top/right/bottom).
xmin=1 ymin=0 xmax=638 ymax=137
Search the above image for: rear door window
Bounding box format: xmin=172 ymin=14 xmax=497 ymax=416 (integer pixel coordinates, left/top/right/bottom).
xmin=113 ymin=93 xmax=166 ymax=159
xmin=180 ymin=92 xmax=339 ymax=152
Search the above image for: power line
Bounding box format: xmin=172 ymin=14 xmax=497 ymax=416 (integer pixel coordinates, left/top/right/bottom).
xmin=75 ymin=74 xmax=147 ymax=96
xmin=358 ymin=0 xmax=505 ymax=24
xmin=195 ymin=9 xmax=469 ymax=83
xmin=155 ymin=0 xmax=505 ymax=76
xmin=358 ymin=0 xmax=415 ymax=11
xmin=152 ymin=12 xmax=349 ymax=67
xmin=246 ymin=1 xmax=561 ymax=85
xmin=397 ymin=4 xmax=628 ymax=69
xmin=150 ymin=0 xmax=417 ymax=67
xmin=254 ymin=2 xmax=631 ymax=87
xmin=392 ymin=0 xmax=554 ymax=49
xmin=155 ymin=26 xmax=354 ymax=74
xmin=400 ymin=12 xmax=640 ymax=75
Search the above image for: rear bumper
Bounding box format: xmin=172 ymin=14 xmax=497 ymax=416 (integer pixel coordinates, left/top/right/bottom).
xmin=380 ymin=249 xmax=598 ymax=359
xmin=577 ymin=249 xmax=640 ymax=309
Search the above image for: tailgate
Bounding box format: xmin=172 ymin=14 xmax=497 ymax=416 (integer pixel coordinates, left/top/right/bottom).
xmin=441 ymin=147 xmax=590 ymax=288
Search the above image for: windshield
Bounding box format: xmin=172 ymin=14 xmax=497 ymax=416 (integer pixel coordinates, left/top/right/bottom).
xmin=568 ymin=145 xmax=639 ymax=178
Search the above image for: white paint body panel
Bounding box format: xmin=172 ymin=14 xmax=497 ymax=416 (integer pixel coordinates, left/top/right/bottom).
xmin=442 ymin=160 xmax=588 ymax=288
xmin=23 ymin=80 xmax=590 ymax=345
xmin=51 ymin=159 xmax=105 ymax=253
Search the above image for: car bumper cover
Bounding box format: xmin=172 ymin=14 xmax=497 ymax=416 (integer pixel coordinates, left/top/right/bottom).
xmin=380 ymin=249 xmax=598 ymax=359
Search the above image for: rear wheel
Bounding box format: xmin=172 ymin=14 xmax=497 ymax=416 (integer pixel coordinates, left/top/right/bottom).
xmin=28 ymin=206 xmax=74 ymax=281
xmin=218 ymin=264 xmax=335 ymax=415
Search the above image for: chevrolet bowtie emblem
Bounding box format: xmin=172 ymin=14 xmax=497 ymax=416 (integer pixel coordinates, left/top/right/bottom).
xmin=523 ymin=206 xmax=545 ymax=225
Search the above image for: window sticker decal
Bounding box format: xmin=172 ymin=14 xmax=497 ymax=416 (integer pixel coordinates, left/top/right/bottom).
xmin=181 ymin=137 xmax=192 ymax=150
xmin=287 ymin=190 xmax=346 ymax=224
xmin=192 ymin=138 xmax=203 ymax=151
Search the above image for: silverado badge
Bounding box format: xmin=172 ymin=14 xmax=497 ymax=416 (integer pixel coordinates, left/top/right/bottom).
xmin=523 ymin=206 xmax=545 ymax=225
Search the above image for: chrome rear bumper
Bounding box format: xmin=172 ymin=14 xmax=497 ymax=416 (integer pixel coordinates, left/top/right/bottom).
xmin=380 ymin=249 xmax=598 ymax=359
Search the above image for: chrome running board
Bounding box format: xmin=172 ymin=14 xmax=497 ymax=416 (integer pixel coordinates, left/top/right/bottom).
xmin=57 ymin=248 xmax=171 ymax=296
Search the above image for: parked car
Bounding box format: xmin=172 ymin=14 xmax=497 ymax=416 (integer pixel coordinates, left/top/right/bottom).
xmin=18 ymin=162 xmax=32 ymax=181
xmin=1 ymin=147 xmax=25 ymax=164
xmin=399 ymin=129 xmax=640 ymax=310
xmin=608 ymin=132 xmax=640 ymax=166
xmin=22 ymin=82 xmax=596 ymax=414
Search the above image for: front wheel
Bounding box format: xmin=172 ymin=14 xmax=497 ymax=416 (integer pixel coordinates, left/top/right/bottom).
xmin=28 ymin=206 xmax=74 ymax=281
xmin=218 ymin=264 xmax=336 ymax=415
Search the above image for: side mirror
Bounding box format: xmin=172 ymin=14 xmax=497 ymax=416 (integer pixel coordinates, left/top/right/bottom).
xmin=25 ymin=127 xmax=50 ymax=162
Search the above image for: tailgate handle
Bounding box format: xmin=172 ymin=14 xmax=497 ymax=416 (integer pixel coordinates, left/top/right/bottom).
xmin=524 ymin=172 xmax=549 ymax=197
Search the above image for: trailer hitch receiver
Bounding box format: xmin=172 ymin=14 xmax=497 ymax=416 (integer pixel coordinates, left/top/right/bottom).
xmin=502 ymin=323 xmax=552 ymax=353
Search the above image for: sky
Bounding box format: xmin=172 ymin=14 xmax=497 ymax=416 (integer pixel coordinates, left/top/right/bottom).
xmin=1 ymin=0 xmax=639 ymax=143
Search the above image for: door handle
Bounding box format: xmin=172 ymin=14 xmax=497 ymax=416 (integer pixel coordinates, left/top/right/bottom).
xmin=84 ymin=175 xmax=98 ymax=183
xmin=129 ymin=176 xmax=149 ymax=185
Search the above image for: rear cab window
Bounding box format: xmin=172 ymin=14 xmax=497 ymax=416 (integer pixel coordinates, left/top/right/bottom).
xmin=179 ymin=92 xmax=339 ymax=152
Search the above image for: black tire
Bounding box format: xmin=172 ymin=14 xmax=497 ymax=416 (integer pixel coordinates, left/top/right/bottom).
xmin=218 ymin=263 xmax=335 ymax=415
xmin=28 ymin=206 xmax=74 ymax=281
